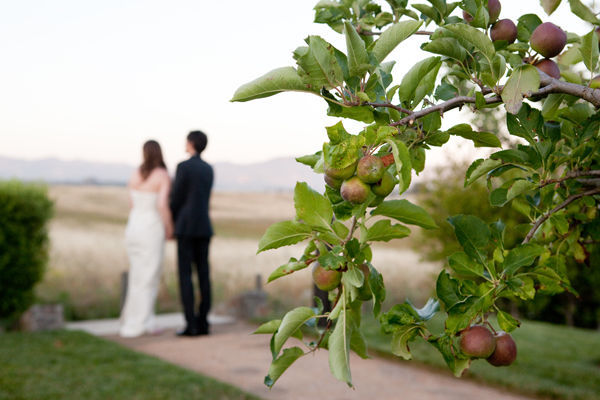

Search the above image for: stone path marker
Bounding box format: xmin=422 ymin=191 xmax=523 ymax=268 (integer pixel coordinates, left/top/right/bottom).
xmin=108 ymin=321 xmax=537 ymax=400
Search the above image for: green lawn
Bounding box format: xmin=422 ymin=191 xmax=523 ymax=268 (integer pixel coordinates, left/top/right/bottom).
xmin=361 ymin=314 xmax=600 ymax=400
xmin=0 ymin=330 xmax=261 ymax=400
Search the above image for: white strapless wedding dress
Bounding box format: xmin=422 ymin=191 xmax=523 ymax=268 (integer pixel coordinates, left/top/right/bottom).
xmin=119 ymin=190 xmax=165 ymax=337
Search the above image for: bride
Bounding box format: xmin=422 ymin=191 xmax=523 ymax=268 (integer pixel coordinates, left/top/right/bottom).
xmin=119 ymin=140 xmax=173 ymax=337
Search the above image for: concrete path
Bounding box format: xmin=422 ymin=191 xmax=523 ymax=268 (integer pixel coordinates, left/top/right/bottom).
xmin=66 ymin=312 xmax=234 ymax=335
xmin=96 ymin=318 xmax=538 ymax=400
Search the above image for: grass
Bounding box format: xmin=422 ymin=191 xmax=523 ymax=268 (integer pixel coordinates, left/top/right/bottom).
xmin=40 ymin=185 xmax=442 ymax=321
xmin=0 ymin=330 xmax=261 ymax=400
xmin=361 ymin=313 xmax=600 ymax=400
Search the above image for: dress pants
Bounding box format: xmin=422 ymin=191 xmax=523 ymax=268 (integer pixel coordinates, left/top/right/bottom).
xmin=177 ymin=236 xmax=211 ymax=332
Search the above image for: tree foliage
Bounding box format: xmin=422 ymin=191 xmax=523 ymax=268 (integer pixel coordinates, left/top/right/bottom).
xmin=233 ymin=0 xmax=600 ymax=387
xmin=0 ymin=181 xmax=53 ymax=326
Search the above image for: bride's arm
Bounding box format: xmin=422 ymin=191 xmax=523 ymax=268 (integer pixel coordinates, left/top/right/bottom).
xmin=157 ymin=171 xmax=174 ymax=239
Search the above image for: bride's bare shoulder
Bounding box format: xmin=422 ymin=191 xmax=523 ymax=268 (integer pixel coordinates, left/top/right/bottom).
xmin=128 ymin=168 xmax=143 ymax=187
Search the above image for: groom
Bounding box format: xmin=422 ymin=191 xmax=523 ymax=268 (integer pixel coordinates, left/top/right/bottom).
xmin=170 ymin=130 xmax=214 ymax=336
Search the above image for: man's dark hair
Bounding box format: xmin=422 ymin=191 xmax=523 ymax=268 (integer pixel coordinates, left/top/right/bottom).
xmin=187 ymin=130 xmax=207 ymax=154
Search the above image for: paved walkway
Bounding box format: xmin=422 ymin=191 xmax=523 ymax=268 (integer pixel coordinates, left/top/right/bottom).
xmin=69 ymin=314 xmax=539 ymax=400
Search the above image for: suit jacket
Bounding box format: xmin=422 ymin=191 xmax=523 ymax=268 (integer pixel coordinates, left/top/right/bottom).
xmin=170 ymin=154 xmax=214 ymax=238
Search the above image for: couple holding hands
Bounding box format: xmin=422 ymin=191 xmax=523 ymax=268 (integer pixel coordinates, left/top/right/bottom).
xmin=119 ymin=131 xmax=213 ymax=338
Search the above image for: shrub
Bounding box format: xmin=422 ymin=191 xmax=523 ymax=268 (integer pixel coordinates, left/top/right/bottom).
xmin=0 ymin=180 xmax=53 ymax=326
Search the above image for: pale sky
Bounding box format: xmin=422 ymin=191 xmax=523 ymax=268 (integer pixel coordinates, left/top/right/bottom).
xmin=0 ymin=1 xmax=589 ymax=170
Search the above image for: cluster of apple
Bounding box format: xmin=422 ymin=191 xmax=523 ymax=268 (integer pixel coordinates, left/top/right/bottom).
xmin=325 ymin=154 xmax=396 ymax=206
xmin=460 ymin=325 xmax=517 ymax=367
xmin=464 ymin=0 xmax=567 ymax=80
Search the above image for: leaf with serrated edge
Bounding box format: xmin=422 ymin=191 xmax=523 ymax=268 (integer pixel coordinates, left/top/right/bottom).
xmin=231 ymin=67 xmax=317 ymax=102
xmin=294 ymin=182 xmax=333 ymax=231
xmin=268 ymin=259 xmax=308 ymax=283
xmin=465 ymin=158 xmax=502 ymax=186
xmin=385 ymin=138 xmax=412 ymax=193
xmin=328 ymin=306 xmax=352 ymax=386
xmin=579 ymin=29 xmax=599 ymax=74
xmin=447 ymin=215 xmax=490 ymax=265
xmin=366 ymin=220 xmax=411 ymax=242
xmin=497 ymin=310 xmax=521 ymax=332
xmin=541 ymin=0 xmax=561 ymax=15
xmin=501 ymin=65 xmax=540 ymax=114
xmin=448 ymin=251 xmax=486 ymax=278
xmin=372 ymin=199 xmax=438 ymax=229
xmin=371 ymin=20 xmax=423 ymax=62
xmin=344 ymin=21 xmax=371 ymax=77
xmin=569 ymin=0 xmax=600 ymax=23
xmin=257 ymin=221 xmax=313 ymax=253
xmin=444 ymin=23 xmax=495 ymax=61
xmin=254 ymin=320 xmax=282 ymax=335
xmin=272 ymin=307 xmax=315 ymax=359
xmin=391 ymin=325 xmax=421 ymax=360
xmin=503 ymin=244 xmax=545 ymax=276
xmin=265 ymin=347 xmax=304 ymax=388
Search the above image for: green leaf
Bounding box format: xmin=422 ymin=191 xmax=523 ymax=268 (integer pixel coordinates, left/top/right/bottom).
xmin=254 ymin=320 xmax=282 ymax=335
xmin=371 ymin=20 xmax=423 ymax=62
xmin=258 ymin=221 xmax=313 ymax=253
xmin=422 ymin=37 xmax=467 ymax=61
xmin=350 ymin=328 xmax=369 ymax=359
xmin=579 ymin=29 xmax=599 ymax=74
xmin=265 ymin=347 xmax=304 ymax=388
xmin=503 ymin=244 xmax=545 ymax=276
xmin=497 ymin=310 xmax=520 ymax=332
xmin=344 ymin=21 xmax=371 ymax=77
xmin=429 ymin=336 xmax=471 ymax=377
xmin=448 ymin=252 xmax=486 ymax=278
xmin=294 ymin=182 xmax=333 ymax=231
xmin=447 ymin=215 xmax=490 ymax=264
xmin=268 ymin=259 xmax=309 ymax=283
xmin=444 ymin=23 xmax=495 ymax=61
xmin=391 ymin=325 xmax=421 ymax=360
xmin=273 ymin=307 xmax=316 ymax=359
xmin=385 ymin=138 xmax=412 ymax=193
xmin=372 ymin=199 xmax=438 ymax=229
xmin=569 ymin=0 xmax=600 ymax=24
xmin=447 ymin=124 xmax=501 ymax=147
xmin=435 ymin=270 xmax=464 ymax=310
xmin=295 ymin=151 xmax=322 ymax=168
xmin=369 ymin=265 xmax=385 ymax=317
xmin=294 ymin=36 xmax=344 ymax=90
xmin=506 ymin=179 xmax=536 ymax=204
xmin=507 ymin=276 xmax=536 ymax=299
xmin=366 ymin=219 xmax=411 ymax=242
xmin=231 ymin=67 xmax=317 ymax=102
xmin=540 ymin=0 xmax=562 ymax=15
xmin=446 ymin=294 xmax=490 ymax=333
xmin=328 ymin=309 xmax=352 ymax=386
xmin=343 ymin=264 xmax=364 ymax=288
xmin=397 ymin=57 xmax=442 ymax=106
xmin=464 ymin=158 xmax=502 ymax=186
xmin=502 ymin=64 xmax=541 ymax=114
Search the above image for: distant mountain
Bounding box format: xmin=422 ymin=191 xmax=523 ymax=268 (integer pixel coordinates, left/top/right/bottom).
xmin=0 ymin=155 xmax=324 ymax=192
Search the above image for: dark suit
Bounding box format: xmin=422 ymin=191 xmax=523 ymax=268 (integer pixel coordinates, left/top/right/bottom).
xmin=170 ymin=154 xmax=213 ymax=333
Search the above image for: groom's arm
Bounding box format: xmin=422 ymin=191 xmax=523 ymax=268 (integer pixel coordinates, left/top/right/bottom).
xmin=170 ymin=163 xmax=187 ymax=220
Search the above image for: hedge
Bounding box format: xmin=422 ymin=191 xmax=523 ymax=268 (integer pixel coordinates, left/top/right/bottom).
xmin=0 ymin=180 xmax=53 ymax=325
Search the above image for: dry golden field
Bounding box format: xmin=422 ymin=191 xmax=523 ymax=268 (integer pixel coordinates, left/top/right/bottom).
xmin=39 ymin=185 xmax=442 ymax=320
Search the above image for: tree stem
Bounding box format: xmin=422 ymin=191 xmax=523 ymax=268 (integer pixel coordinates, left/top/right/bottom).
xmin=523 ymin=187 xmax=600 ymax=244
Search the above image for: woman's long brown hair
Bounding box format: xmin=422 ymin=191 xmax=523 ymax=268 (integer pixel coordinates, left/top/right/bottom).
xmin=140 ymin=140 xmax=167 ymax=180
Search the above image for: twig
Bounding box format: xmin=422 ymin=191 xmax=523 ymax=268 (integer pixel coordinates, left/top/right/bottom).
xmin=390 ymin=95 xmax=502 ymax=126
xmin=388 ymin=71 xmax=600 ymax=128
xmin=344 ymin=216 xmax=358 ymax=244
xmin=415 ymin=30 xmax=434 ymax=35
xmin=367 ymin=102 xmax=412 ymax=115
xmin=540 ymin=170 xmax=600 ymax=188
xmin=523 ymin=187 xmax=600 ymax=244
